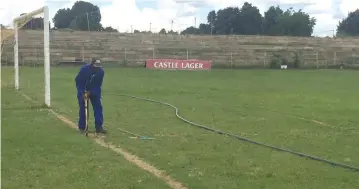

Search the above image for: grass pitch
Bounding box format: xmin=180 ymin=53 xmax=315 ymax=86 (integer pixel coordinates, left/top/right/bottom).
xmin=2 ymin=67 xmax=359 ymax=189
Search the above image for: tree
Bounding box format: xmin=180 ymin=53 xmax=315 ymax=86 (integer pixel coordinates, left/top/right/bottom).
xmin=22 ymin=17 xmax=44 ymax=30
xmin=236 ymin=2 xmax=263 ymax=35
xmin=102 ymin=26 xmax=118 ymax=32
xmin=181 ymin=26 xmax=199 ymax=35
xmin=337 ymin=9 xmax=359 ymax=36
xmin=181 ymin=2 xmax=316 ymax=37
xmin=167 ymin=30 xmax=178 ymax=35
xmin=263 ymin=6 xmax=283 ymax=35
xmin=52 ymin=8 xmax=72 ymax=29
xmin=277 ymin=8 xmax=316 ymax=36
xmin=198 ymin=23 xmax=211 ymax=34
xmin=52 ymin=1 xmax=102 ymax=31
xmin=205 ymin=3 xmax=262 ymax=35
xmin=180 ymin=24 xmax=210 ymax=35
xmin=159 ymin=28 xmax=166 ymax=34
xmin=69 ymin=19 xmax=78 ymax=30
xmin=16 ymin=13 xmax=51 ymax=30
xmin=205 ymin=3 xmax=263 ymax=35
xmin=213 ymin=7 xmax=240 ymax=35
xmin=70 ymin=1 xmax=102 ymax=31
xmin=262 ymin=7 xmax=316 ymax=36
xmin=207 ymin=10 xmax=216 ymax=34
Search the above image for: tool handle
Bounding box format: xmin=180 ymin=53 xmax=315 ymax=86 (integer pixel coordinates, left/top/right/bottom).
xmin=84 ymin=91 xmax=90 ymax=99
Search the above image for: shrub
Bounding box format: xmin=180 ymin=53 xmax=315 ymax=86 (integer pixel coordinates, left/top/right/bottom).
xmin=293 ymin=53 xmax=301 ymax=68
xmin=269 ymin=54 xmax=281 ymax=69
xmin=122 ymin=59 xmax=128 ymax=67
xmin=281 ymin=57 xmax=289 ymax=66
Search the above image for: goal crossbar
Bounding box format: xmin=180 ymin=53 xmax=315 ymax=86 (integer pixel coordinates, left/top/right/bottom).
xmin=13 ymin=7 xmax=46 ymax=23
xmin=13 ymin=6 xmax=51 ymax=107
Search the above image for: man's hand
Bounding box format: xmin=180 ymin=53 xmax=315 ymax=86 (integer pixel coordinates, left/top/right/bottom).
xmin=84 ymin=91 xmax=91 ymax=99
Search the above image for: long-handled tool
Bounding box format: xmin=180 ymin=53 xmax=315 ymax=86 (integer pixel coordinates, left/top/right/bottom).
xmin=84 ymin=91 xmax=90 ymax=136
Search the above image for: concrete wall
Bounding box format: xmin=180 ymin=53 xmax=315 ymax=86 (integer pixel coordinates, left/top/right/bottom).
xmin=2 ymin=30 xmax=359 ymax=68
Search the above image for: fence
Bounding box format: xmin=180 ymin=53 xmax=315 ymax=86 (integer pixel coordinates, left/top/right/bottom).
xmin=1 ymin=45 xmax=358 ymax=69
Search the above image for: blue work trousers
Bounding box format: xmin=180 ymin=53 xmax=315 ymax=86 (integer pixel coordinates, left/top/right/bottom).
xmin=77 ymin=92 xmax=103 ymax=130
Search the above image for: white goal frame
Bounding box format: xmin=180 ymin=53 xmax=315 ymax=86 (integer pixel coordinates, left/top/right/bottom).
xmin=13 ymin=6 xmax=51 ymax=107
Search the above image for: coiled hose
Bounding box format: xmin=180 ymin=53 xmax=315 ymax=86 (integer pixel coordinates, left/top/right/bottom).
xmin=107 ymin=93 xmax=359 ymax=172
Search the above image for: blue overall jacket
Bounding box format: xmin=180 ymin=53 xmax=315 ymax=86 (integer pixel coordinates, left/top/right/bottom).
xmin=75 ymin=63 xmax=104 ymax=96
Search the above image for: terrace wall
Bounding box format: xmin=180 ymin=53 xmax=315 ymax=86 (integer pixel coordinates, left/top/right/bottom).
xmin=2 ymin=30 xmax=359 ymax=68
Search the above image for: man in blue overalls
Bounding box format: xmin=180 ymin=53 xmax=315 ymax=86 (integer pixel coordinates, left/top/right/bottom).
xmin=75 ymin=58 xmax=106 ymax=134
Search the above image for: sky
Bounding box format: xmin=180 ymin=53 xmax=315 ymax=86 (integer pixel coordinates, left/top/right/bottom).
xmin=0 ymin=0 xmax=358 ymax=37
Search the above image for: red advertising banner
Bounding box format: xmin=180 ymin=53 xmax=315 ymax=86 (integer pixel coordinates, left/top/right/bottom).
xmin=146 ymin=59 xmax=212 ymax=70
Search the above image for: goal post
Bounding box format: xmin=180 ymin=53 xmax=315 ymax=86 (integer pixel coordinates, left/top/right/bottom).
xmin=12 ymin=6 xmax=51 ymax=107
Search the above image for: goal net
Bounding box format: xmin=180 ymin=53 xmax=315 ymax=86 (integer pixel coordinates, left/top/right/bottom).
xmin=1 ymin=6 xmax=51 ymax=107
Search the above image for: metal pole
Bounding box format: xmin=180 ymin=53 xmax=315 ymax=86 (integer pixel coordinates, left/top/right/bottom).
xmin=334 ymin=51 xmax=336 ymax=65
xmin=353 ymin=51 xmax=355 ymax=65
xmin=210 ymin=15 xmax=213 ymax=35
xmin=86 ymin=12 xmax=90 ymax=31
xmin=264 ymin=51 xmax=267 ymax=66
xmin=0 ymin=25 xmax=2 ymax=67
xmin=125 ymin=48 xmax=127 ymax=60
xmin=82 ymin=45 xmax=84 ymax=61
xmin=14 ymin=21 xmax=19 ymax=90
xmin=44 ymin=6 xmax=51 ymax=107
xmin=230 ymin=52 xmax=233 ymax=68
xmin=171 ymin=20 xmax=173 ymax=31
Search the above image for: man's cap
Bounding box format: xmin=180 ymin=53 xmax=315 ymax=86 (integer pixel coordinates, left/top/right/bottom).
xmin=91 ymin=58 xmax=102 ymax=67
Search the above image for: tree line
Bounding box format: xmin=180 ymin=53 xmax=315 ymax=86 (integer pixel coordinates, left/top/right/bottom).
xmin=182 ymin=3 xmax=358 ymax=37
xmin=7 ymin=1 xmax=118 ymax=32
xmin=182 ymin=4 xmax=316 ymax=36
xmin=6 ymin=1 xmax=359 ymax=37
xmin=51 ymin=1 xmax=117 ymax=32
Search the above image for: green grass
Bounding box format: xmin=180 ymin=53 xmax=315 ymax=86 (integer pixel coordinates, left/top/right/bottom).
xmin=1 ymin=72 xmax=170 ymax=188
xmin=2 ymin=67 xmax=359 ymax=189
